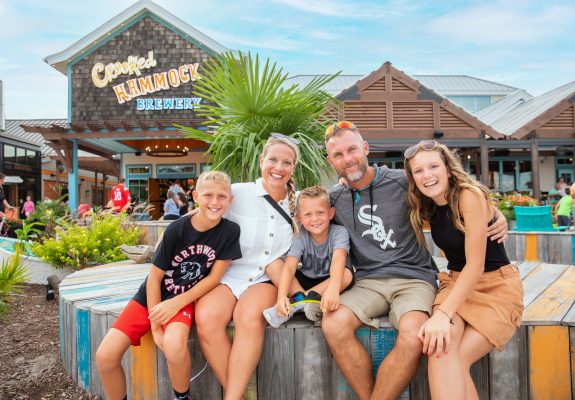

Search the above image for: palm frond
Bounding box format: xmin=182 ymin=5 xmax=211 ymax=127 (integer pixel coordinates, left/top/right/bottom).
xmin=179 ymin=51 xmax=341 ymax=187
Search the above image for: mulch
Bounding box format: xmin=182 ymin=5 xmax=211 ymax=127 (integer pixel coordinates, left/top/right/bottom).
xmin=0 ymin=284 xmax=100 ymax=400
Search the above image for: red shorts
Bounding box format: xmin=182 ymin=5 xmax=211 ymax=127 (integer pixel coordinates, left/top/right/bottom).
xmin=111 ymin=299 xmax=194 ymax=346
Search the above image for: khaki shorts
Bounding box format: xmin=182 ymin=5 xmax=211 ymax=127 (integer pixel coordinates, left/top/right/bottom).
xmin=339 ymin=277 xmax=437 ymax=329
xmin=434 ymin=264 xmax=524 ymax=351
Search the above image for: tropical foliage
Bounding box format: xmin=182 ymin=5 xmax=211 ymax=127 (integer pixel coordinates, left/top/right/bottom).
xmin=28 ymin=197 xmax=70 ymax=238
xmin=0 ymin=251 xmax=29 ymax=317
xmin=32 ymin=212 xmax=141 ymax=270
xmin=177 ymin=51 xmax=340 ymax=187
xmin=496 ymin=194 xmax=539 ymax=221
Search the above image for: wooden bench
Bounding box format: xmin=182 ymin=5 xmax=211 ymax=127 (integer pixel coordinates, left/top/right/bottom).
xmin=59 ymin=258 xmax=575 ymax=399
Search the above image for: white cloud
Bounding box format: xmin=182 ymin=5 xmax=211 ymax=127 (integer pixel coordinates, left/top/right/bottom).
xmin=271 ymin=0 xmax=416 ymax=19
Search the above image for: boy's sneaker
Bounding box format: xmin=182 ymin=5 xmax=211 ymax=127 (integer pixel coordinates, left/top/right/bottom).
xmin=263 ymin=291 xmax=306 ymax=328
xmin=304 ymin=290 xmax=323 ymax=322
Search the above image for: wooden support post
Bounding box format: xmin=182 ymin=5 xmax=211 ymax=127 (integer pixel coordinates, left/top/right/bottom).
xmin=480 ymin=139 xmax=489 ymax=186
xmin=531 ymin=138 xmax=540 ymax=199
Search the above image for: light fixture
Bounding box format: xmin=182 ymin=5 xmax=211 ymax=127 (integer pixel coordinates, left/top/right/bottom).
xmin=145 ymin=145 xmax=189 ymax=157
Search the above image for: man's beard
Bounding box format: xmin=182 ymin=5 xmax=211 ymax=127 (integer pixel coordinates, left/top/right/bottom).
xmin=343 ymin=161 xmax=368 ymax=182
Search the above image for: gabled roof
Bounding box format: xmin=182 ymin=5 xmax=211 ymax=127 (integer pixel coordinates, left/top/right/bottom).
xmin=331 ymin=62 xmax=505 ymax=140
xmin=44 ymin=0 xmax=230 ymax=75
xmin=487 ymin=81 xmax=575 ymax=137
xmin=3 ymin=119 xmax=97 ymax=157
xmin=473 ymin=90 xmax=533 ymax=128
xmin=284 ymin=74 xmax=519 ymax=98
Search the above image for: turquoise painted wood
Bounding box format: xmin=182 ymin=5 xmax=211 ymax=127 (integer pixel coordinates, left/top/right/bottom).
xmin=76 ymin=308 xmax=91 ymax=390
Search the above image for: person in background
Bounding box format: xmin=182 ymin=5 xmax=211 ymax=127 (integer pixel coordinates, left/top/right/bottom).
xmin=163 ymin=189 xmax=181 ymax=220
xmin=22 ymin=195 xmax=35 ymax=218
xmin=0 ymin=173 xmax=15 ymax=219
xmin=96 ymin=171 xmax=241 ymax=400
xmin=404 ymin=140 xmax=523 ymax=400
xmin=555 ymin=187 xmax=573 ymax=228
xmin=109 ymin=178 xmax=131 ymax=213
xmin=177 ymin=191 xmax=189 ymax=216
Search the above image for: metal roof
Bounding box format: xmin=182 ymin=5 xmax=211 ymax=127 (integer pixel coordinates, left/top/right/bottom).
xmin=2 ymin=119 xmax=95 ymax=157
xmin=473 ymin=90 xmax=533 ymax=127
xmin=413 ymin=75 xmax=519 ymax=96
xmin=486 ymin=81 xmax=575 ymax=136
xmin=44 ymin=0 xmax=231 ymax=75
xmin=284 ymin=74 xmax=520 ymax=98
xmin=283 ymin=75 xmax=362 ymax=95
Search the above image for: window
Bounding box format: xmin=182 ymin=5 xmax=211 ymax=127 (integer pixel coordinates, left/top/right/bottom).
xmin=128 ymin=179 xmax=149 ymax=204
xmin=156 ymin=164 xmax=197 ymax=178
xmin=446 ymin=96 xmax=492 ymax=113
xmin=127 ymin=165 xmax=152 ymax=175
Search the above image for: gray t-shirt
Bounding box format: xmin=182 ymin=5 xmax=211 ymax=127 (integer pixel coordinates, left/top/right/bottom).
xmin=287 ymin=224 xmax=351 ymax=279
xmin=330 ymin=166 xmax=437 ymax=286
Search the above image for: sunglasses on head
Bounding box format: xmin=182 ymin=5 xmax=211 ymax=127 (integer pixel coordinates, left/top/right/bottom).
xmin=325 ymin=120 xmax=358 ymax=138
xmin=403 ymin=140 xmax=439 ymax=159
xmin=270 ymin=132 xmax=300 ymax=146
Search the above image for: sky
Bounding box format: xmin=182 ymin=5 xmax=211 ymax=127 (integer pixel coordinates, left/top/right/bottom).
xmin=1 ymin=0 xmax=574 ymax=119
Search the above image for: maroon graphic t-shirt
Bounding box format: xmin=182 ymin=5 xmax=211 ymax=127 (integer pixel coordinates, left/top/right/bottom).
xmin=133 ymin=215 xmax=241 ymax=307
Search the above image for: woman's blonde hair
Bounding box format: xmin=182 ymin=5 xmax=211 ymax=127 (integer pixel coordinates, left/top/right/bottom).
xmin=261 ymin=134 xmax=300 ymax=233
xmin=404 ymin=141 xmax=492 ymax=248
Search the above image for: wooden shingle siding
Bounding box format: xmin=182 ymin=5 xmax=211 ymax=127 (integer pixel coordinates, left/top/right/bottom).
xmin=392 ymin=102 xmax=434 ymax=128
xmin=70 ymin=16 xmax=213 ymax=123
xmin=439 ymin=108 xmax=474 ymax=128
xmin=344 ymin=102 xmax=387 ymax=129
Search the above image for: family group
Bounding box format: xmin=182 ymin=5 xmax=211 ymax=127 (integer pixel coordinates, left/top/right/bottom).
xmin=95 ymin=122 xmax=523 ymax=400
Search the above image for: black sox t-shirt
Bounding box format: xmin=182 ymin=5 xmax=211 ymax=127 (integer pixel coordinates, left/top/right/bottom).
xmin=133 ymin=216 xmax=242 ymax=307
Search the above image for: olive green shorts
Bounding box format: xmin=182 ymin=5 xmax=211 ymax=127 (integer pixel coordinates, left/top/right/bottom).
xmin=339 ymin=277 xmax=436 ymax=329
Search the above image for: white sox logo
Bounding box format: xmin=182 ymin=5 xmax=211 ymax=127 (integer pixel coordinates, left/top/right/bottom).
xmin=358 ymin=204 xmax=397 ymax=249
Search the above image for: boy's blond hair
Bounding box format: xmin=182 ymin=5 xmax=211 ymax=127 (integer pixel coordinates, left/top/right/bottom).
xmin=196 ymin=170 xmax=232 ymax=192
xmin=296 ymin=185 xmax=330 ymax=213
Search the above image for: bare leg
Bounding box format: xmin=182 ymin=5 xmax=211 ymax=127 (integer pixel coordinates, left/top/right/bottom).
xmin=96 ymin=328 xmax=132 ymax=400
xmin=458 ymin=325 xmax=494 ymax=400
xmin=322 ymin=306 xmax=372 ymax=400
xmin=266 ymin=259 xmax=304 ymax=295
xmin=427 ymin=313 xmax=466 ymax=400
xmin=307 ymin=268 xmax=354 ymax=296
xmin=371 ymin=311 xmax=429 ymax=400
xmin=163 ymin=322 xmax=192 ymax=392
xmin=225 ymin=283 xmax=277 ymax=400
xmin=195 ymin=284 xmax=236 ymax=389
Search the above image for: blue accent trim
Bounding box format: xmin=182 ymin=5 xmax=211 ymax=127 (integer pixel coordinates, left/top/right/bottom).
xmin=76 ymin=309 xmax=91 ymax=390
xmin=68 ymin=12 xmax=217 ymax=68
xmin=67 ymin=64 xmax=72 ymax=123
xmin=68 ymin=140 xmax=79 ymax=211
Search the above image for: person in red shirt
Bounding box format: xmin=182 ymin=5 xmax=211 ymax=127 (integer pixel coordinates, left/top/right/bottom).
xmin=109 ymin=178 xmax=131 ymax=213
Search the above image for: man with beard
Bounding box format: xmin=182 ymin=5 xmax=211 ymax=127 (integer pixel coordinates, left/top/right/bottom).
xmin=321 ymin=121 xmax=508 ymax=400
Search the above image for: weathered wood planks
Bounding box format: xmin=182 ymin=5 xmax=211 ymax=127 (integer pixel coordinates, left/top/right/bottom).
xmin=59 ymin=259 xmax=575 ymax=399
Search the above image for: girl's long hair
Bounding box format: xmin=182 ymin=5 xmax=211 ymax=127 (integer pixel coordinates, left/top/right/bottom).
xmin=404 ymin=142 xmax=492 ymax=248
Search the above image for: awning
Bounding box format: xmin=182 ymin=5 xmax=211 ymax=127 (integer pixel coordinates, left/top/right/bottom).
xmin=4 ymin=176 xmax=23 ymax=184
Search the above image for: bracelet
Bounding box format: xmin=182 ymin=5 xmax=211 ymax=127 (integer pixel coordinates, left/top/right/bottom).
xmin=436 ymin=307 xmax=454 ymax=325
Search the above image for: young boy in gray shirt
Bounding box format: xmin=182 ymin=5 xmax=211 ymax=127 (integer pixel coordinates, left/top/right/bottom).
xmin=263 ymin=186 xmax=354 ymax=327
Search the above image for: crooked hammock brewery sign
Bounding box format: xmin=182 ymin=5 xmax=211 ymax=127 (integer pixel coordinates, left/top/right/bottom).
xmin=90 ymin=50 xmax=202 ymax=108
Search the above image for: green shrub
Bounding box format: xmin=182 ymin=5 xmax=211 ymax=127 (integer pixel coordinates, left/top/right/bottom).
xmin=31 ymin=213 xmax=141 ymax=270
xmin=0 ymin=251 xmax=29 ymax=317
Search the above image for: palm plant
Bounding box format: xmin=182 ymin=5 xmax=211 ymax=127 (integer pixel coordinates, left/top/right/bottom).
xmin=0 ymin=251 xmax=29 ymax=317
xmin=176 ymin=51 xmax=340 ymax=187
